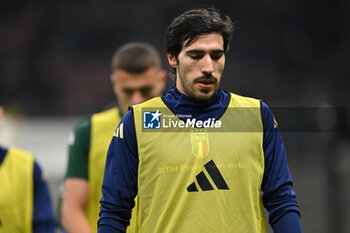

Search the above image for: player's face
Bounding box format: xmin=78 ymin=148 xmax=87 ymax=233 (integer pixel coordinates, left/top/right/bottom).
xmin=167 ymin=33 xmax=225 ymax=101
xmin=111 ymin=67 xmax=166 ymax=114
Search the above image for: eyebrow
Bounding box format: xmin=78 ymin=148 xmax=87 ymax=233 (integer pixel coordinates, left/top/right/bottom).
xmin=185 ymin=49 xmax=225 ymax=54
xmin=122 ymin=86 xmax=153 ymax=92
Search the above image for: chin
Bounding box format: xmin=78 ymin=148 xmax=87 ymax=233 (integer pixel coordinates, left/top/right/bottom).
xmin=195 ymin=92 xmax=215 ymax=101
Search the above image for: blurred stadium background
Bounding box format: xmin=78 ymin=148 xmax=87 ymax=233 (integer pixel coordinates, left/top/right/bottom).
xmin=0 ymin=1 xmax=349 ymax=232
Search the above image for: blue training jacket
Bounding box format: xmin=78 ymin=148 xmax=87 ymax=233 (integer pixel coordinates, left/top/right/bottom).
xmin=98 ymin=85 xmax=302 ymax=233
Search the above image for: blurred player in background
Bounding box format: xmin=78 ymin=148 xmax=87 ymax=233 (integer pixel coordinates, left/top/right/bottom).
xmin=98 ymin=8 xmax=302 ymax=233
xmin=0 ymin=104 xmax=55 ymax=233
xmin=61 ymin=42 xmax=167 ymax=233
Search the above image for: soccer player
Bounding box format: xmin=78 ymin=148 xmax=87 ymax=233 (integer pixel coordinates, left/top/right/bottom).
xmin=0 ymin=104 xmax=55 ymax=233
xmin=61 ymin=42 xmax=166 ymax=233
xmin=98 ymin=8 xmax=302 ymax=233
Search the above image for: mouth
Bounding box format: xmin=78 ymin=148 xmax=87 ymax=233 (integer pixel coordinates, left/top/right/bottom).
xmin=196 ymin=79 xmax=216 ymax=89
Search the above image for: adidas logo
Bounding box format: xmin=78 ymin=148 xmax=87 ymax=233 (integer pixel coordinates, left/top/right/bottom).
xmin=187 ymin=160 xmax=229 ymax=192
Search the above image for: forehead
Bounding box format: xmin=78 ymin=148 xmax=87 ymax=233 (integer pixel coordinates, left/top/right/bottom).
xmin=115 ymin=67 xmax=158 ymax=87
xmin=182 ymin=33 xmax=224 ymax=52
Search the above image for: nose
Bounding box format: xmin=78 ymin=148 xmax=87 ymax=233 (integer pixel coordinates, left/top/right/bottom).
xmin=130 ymin=91 xmax=146 ymax=105
xmin=201 ymin=55 xmax=215 ymax=74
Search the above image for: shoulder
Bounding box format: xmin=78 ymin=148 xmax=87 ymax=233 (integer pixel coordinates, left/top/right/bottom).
xmin=258 ymin=101 xmax=280 ymax=134
xmin=33 ymin=159 xmax=44 ymax=180
xmin=228 ymin=92 xmax=261 ymax=107
xmin=5 ymin=147 xmax=35 ymax=176
xmin=132 ymin=97 xmax=163 ymax=110
xmin=91 ymin=107 xmax=122 ymax=127
xmin=68 ymin=118 xmax=91 ymax=145
xmin=227 ymin=94 xmax=276 ymax=129
xmin=117 ymin=109 xmax=135 ymax=128
xmin=8 ymin=147 xmax=34 ymax=162
xmin=0 ymin=146 xmax=7 ymax=165
xmin=74 ymin=118 xmax=91 ymax=134
xmin=92 ymin=107 xmax=119 ymax=119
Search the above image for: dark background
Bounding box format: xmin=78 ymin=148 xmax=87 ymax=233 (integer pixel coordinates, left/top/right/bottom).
xmin=1 ymin=1 xmax=349 ymax=232
xmin=1 ymin=0 xmax=349 ymax=115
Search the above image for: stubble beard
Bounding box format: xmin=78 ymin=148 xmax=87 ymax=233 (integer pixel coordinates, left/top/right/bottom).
xmin=177 ymin=68 xmax=218 ymax=101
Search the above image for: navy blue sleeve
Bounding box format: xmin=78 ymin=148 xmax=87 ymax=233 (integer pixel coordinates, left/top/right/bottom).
xmin=33 ymin=160 xmax=55 ymax=233
xmin=260 ymin=101 xmax=302 ymax=233
xmin=273 ymin=211 xmax=302 ymax=233
xmin=98 ymin=109 xmax=138 ymax=233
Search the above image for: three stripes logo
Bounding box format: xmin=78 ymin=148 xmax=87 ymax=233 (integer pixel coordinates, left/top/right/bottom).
xmin=187 ymin=160 xmax=229 ymax=192
xmin=273 ymin=116 xmax=279 ymax=128
xmin=114 ymin=123 xmax=124 ymax=139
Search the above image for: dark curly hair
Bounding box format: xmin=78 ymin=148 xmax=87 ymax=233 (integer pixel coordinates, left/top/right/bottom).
xmin=165 ymin=8 xmax=235 ymax=58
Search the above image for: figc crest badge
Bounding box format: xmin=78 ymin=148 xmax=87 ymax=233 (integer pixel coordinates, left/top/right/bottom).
xmin=191 ymin=133 xmax=209 ymax=159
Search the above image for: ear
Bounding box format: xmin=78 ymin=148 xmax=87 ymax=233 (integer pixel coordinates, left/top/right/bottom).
xmin=159 ymin=70 xmax=167 ymax=82
xmin=110 ymin=72 xmax=120 ymax=97
xmin=166 ymin=53 xmax=178 ymax=68
xmin=110 ymin=72 xmax=119 ymax=85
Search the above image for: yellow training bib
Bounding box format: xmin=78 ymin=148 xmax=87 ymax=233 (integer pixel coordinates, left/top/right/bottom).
xmin=0 ymin=147 xmax=34 ymax=233
xmin=132 ymin=94 xmax=267 ymax=233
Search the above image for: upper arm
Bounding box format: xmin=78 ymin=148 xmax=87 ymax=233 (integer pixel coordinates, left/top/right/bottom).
xmin=63 ymin=178 xmax=90 ymax=210
xmin=101 ymin=109 xmax=138 ymax=203
xmin=65 ymin=119 xmax=91 ymax=180
xmin=261 ymin=101 xmax=293 ymax=193
xmin=33 ymin=161 xmax=55 ymax=233
xmin=62 ymin=119 xmax=91 ymax=219
xmin=260 ymin=101 xmax=300 ymax=225
xmin=98 ymin=109 xmax=138 ymax=231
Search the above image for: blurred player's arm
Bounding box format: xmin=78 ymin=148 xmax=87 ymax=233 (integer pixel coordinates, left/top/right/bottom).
xmin=61 ymin=119 xmax=92 ymax=233
xmin=33 ymin=160 xmax=55 ymax=233
xmin=260 ymin=101 xmax=302 ymax=233
xmin=98 ymin=110 xmax=138 ymax=233
xmin=62 ymin=178 xmax=91 ymax=233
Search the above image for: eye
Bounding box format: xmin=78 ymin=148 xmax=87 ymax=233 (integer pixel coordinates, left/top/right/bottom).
xmin=140 ymin=87 xmax=152 ymax=96
xmin=122 ymin=89 xmax=134 ymax=96
xmin=210 ymin=53 xmax=224 ymax=61
xmin=189 ymin=54 xmax=203 ymax=60
xmin=186 ymin=51 xmax=205 ymax=60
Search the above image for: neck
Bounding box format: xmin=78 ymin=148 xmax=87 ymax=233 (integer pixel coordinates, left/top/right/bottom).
xmin=162 ymin=85 xmax=230 ymax=121
xmin=173 ymin=85 xmax=220 ymax=105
